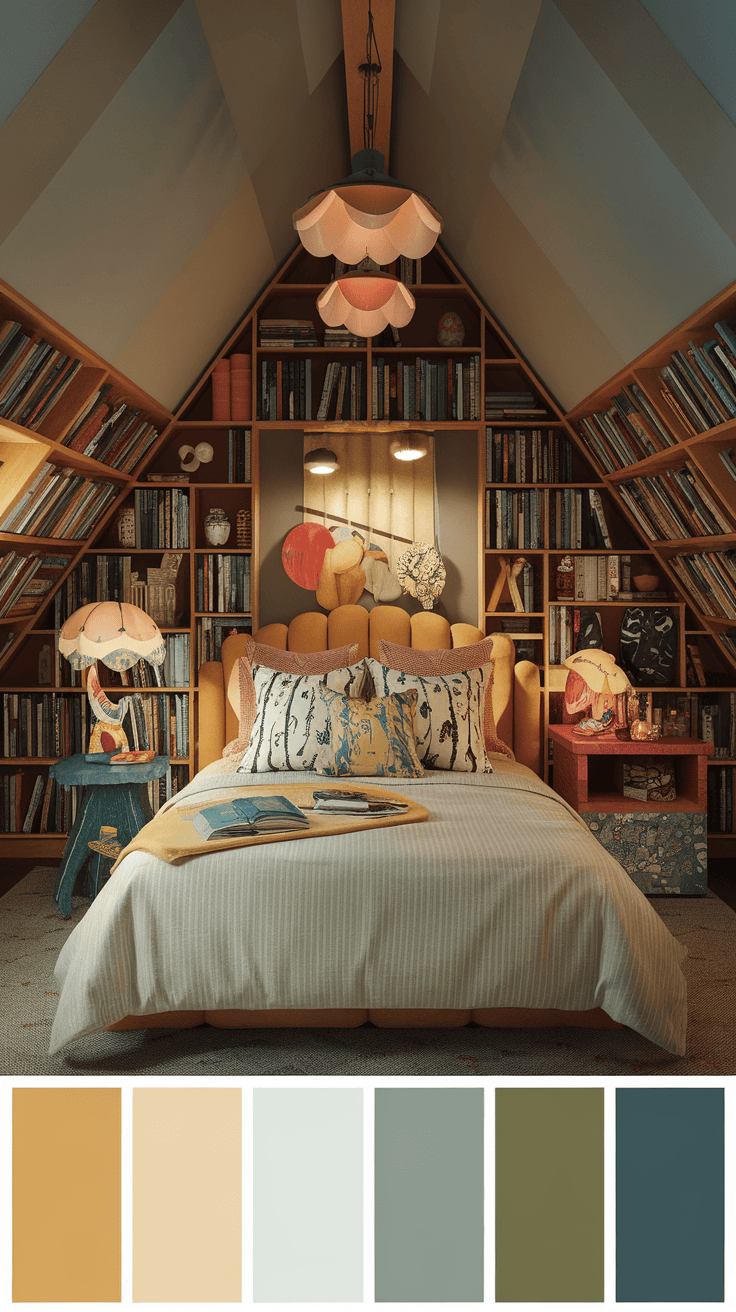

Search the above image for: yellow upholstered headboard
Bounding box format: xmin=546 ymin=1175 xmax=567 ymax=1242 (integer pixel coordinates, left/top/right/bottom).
xmin=198 ymin=604 xmax=541 ymax=774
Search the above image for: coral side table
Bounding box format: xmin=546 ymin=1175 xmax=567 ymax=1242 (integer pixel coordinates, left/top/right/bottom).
xmin=51 ymin=753 xmax=170 ymax=917
xmin=548 ymin=726 xmax=713 ymax=895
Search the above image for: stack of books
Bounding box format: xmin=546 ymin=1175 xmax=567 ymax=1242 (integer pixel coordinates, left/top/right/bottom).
xmin=484 ymin=390 xmax=547 ymax=420
xmin=195 ymin=554 xmax=251 ymax=613
xmin=258 ymin=318 xmax=319 ymax=347
xmin=0 ymin=465 xmax=119 ymax=541
xmin=0 ymin=322 xmax=82 ymax=430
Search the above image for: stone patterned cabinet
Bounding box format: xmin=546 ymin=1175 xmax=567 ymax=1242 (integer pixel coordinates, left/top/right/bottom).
xmin=548 ymin=725 xmax=713 ymax=895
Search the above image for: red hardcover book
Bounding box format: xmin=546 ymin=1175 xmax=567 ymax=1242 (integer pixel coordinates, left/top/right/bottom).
xmin=229 ymin=353 xmax=251 ymax=421
xmin=211 ymin=358 xmax=230 ymax=420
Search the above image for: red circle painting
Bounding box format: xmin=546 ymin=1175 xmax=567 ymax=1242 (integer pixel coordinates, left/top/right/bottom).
xmin=282 ymin=522 xmax=335 ymax=589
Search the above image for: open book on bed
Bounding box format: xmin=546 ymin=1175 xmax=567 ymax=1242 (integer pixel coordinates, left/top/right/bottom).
xmin=191 ymin=795 xmax=309 ymax=840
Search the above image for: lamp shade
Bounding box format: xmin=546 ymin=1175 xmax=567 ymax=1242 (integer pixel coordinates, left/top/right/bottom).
xmin=293 ymin=150 xmax=442 ymax=265
xmin=304 ymin=447 xmax=339 ymax=475
xmin=563 ymin=648 xmax=630 ymax=695
xmin=317 ymin=272 xmax=414 ymax=337
xmin=59 ymin=600 xmax=166 ymax=671
xmin=390 ymin=433 xmax=429 ymax=461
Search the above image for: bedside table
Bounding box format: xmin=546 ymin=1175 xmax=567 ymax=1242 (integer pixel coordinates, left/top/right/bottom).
xmin=51 ymin=753 xmax=170 ymax=916
xmin=548 ymin=726 xmax=713 ymax=895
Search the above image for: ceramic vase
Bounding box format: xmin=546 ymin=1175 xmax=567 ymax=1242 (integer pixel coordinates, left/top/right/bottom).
xmin=204 ymin=507 xmax=231 ymax=545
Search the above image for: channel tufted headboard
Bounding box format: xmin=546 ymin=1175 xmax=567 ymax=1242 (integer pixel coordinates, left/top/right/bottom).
xmin=197 ymin=603 xmax=542 ymax=774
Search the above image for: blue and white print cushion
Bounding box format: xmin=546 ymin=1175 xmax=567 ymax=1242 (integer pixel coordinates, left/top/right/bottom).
xmin=237 ymin=661 xmax=366 ymax=772
xmin=366 ymin=657 xmax=493 ymax=773
xmin=315 ymin=687 xmax=424 ymax=777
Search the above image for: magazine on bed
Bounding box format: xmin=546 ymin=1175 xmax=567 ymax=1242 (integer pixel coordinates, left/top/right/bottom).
xmin=311 ymin=789 xmax=409 ymax=816
xmin=191 ymin=795 xmax=309 ymax=840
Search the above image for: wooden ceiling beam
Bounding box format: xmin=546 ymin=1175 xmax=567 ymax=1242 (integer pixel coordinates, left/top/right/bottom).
xmin=340 ymin=0 xmax=394 ymax=170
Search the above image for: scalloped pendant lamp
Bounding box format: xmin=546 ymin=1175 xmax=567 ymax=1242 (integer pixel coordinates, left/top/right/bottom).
xmin=294 ymin=0 xmax=442 ymax=335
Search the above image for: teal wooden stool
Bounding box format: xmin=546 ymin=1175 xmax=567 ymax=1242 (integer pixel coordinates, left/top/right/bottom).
xmin=51 ymin=754 xmax=170 ymax=916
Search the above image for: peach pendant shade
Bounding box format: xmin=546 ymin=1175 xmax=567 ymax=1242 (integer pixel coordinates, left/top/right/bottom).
xmin=293 ymin=149 xmax=442 ymax=265
xmin=317 ymin=272 xmax=415 ymax=337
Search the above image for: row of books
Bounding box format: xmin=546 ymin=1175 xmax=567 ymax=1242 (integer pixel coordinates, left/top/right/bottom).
xmin=1 ymin=770 xmax=56 ymax=834
xmin=485 ymin=428 xmax=574 ymax=483
xmin=618 ymin=465 xmax=732 ymax=542
xmin=59 ymin=381 xmax=160 ymax=472
xmin=323 ymin=325 xmax=368 ymax=348
xmin=656 ymin=325 xmax=736 ymax=436
xmin=258 ymin=358 xmax=312 ymax=420
xmin=498 ymin=613 xmax=541 ymax=662
xmin=133 ymin=488 xmax=189 ymax=549
xmin=125 ymin=691 xmax=189 ymax=759
xmin=0 ymin=322 xmax=83 ymax=431
xmin=692 ymin=691 xmax=736 ymax=758
xmin=669 ymin=552 xmax=736 ymax=620
xmin=372 ymin=355 xmax=482 ymax=422
xmin=562 ymin=553 xmax=622 ymax=602
xmin=576 ymin=383 xmax=676 ymax=472
xmin=484 ymin=390 xmax=547 ymax=420
xmin=162 ymin=633 xmax=190 ymax=688
xmin=0 ymin=552 xmax=69 ymax=620
xmin=317 ymin=361 xmax=365 ymax=421
xmin=194 ymin=554 xmax=251 ymax=614
xmin=708 ymin=766 xmax=736 ymax=834
xmin=53 ymin=553 xmax=137 ymax=626
xmin=197 ymin=618 xmax=252 ymax=666
xmin=548 ymin=606 xmax=601 ymax=664
xmin=485 ymin=489 xmax=544 ymax=550
xmin=2 ymin=693 xmax=87 ymax=757
xmin=227 ymin=428 xmax=252 ymax=483
xmin=0 ymin=463 xmax=119 ymax=541
xmin=548 ymin=488 xmax=613 ymax=550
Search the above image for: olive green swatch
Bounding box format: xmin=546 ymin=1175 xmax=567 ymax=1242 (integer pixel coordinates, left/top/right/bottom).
xmin=374 ymin=1087 xmax=484 ymax=1302
xmin=495 ymin=1087 xmax=604 ymax=1302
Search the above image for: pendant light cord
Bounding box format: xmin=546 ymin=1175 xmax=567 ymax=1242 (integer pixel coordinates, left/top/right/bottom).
xmin=360 ymin=0 xmax=381 ymax=155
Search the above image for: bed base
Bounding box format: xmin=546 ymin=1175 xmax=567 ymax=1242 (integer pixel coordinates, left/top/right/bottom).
xmin=109 ymin=1007 xmax=623 ymax=1032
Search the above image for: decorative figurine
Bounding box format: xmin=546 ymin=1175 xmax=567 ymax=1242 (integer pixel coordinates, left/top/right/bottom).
xmin=204 ymin=507 xmax=231 ymax=545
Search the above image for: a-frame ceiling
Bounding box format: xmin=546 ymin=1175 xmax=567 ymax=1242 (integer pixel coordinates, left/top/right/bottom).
xmin=1 ymin=0 xmax=735 ymax=413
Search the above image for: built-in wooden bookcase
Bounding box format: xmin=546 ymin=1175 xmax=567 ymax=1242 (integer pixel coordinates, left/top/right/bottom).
xmin=565 ymin=279 xmax=736 ymax=854
xmin=2 ymin=254 xmax=735 ymax=857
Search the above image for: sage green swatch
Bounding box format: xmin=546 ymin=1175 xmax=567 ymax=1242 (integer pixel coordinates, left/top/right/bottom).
xmin=374 ymin=1087 xmax=484 ymax=1303
xmin=495 ymin=1087 xmax=604 ymax=1302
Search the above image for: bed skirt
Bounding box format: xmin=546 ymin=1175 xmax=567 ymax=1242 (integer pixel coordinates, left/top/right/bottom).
xmin=109 ymin=1006 xmax=625 ymax=1032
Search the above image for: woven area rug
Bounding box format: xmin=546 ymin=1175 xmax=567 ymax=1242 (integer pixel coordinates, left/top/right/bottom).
xmin=2 ymin=866 xmax=734 ymax=1076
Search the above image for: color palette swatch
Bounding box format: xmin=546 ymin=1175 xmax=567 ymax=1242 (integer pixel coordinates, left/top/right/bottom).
xmin=132 ymin=1087 xmax=241 ymax=1302
xmin=8 ymin=1081 xmax=729 ymax=1305
xmin=252 ymin=1088 xmax=363 ymax=1302
xmin=12 ymin=1087 xmax=121 ymax=1303
xmin=616 ymin=1087 xmax=724 ymax=1302
xmin=374 ymin=1087 xmax=484 ymax=1302
xmin=495 ymin=1087 xmax=604 ymax=1302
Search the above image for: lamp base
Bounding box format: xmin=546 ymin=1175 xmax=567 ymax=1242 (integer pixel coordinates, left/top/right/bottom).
xmin=88 ymin=721 xmax=129 ymax=754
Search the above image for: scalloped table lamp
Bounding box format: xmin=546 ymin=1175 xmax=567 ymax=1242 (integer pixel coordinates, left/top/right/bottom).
xmin=58 ymin=600 xmax=166 ymax=753
xmin=563 ymin=648 xmax=631 ymax=736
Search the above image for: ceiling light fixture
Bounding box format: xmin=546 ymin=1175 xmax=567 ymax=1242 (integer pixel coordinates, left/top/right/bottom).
xmin=294 ymin=1 xmax=442 ymax=336
xmin=304 ymin=446 xmax=339 ymax=475
xmin=389 ymin=432 xmax=429 ymax=461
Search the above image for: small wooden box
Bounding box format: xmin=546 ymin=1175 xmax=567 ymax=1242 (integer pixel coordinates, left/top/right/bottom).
xmin=614 ymin=756 xmax=676 ymax=802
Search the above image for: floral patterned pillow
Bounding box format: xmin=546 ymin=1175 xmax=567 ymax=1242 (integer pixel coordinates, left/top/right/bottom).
xmin=316 ymin=687 xmax=424 ymax=777
xmin=237 ymin=661 xmax=366 ymax=772
xmin=367 ymin=657 xmax=493 ymax=772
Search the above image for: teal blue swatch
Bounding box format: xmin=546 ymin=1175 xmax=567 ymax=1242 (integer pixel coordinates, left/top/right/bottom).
xmin=616 ymin=1087 xmax=724 ymax=1301
xmin=374 ymin=1088 xmax=483 ymax=1303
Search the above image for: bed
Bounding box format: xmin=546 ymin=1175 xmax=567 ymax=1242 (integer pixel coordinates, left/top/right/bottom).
xmin=49 ymin=604 xmax=688 ymax=1055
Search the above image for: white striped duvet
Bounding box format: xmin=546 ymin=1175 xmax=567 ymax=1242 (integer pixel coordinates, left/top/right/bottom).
xmin=50 ymin=760 xmax=688 ymax=1054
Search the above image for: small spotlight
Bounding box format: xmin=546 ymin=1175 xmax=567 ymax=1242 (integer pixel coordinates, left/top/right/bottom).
xmin=304 ymin=447 xmax=339 ymax=475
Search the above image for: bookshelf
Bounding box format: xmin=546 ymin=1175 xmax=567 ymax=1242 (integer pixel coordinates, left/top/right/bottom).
xmin=566 ymin=279 xmax=736 ymax=855
xmin=0 ymin=278 xmax=173 ymax=855
xmin=2 ymin=250 xmax=735 ymax=862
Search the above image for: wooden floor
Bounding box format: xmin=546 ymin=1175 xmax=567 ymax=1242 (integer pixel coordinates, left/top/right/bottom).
xmin=2 ymin=855 xmax=735 ymax=909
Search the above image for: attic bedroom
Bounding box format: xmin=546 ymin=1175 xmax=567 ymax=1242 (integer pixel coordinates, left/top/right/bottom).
xmin=1 ymin=0 xmax=734 ymax=1080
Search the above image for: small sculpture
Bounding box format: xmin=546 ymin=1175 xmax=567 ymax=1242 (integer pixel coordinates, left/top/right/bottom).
xmin=436 ymin=311 xmax=465 ymax=347
xmin=204 ymin=507 xmax=231 ymax=545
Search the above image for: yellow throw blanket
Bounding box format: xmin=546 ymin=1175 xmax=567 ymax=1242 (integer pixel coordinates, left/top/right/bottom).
xmin=111 ymin=781 xmax=428 ymax=868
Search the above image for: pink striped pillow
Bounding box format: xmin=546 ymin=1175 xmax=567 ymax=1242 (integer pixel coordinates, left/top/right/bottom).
xmin=223 ymin=641 xmax=360 ymax=758
xmin=376 ymin=637 xmax=514 ymax=761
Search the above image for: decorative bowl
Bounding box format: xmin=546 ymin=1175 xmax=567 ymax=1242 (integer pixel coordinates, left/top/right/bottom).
xmin=633 ymin=573 xmax=659 ymax=592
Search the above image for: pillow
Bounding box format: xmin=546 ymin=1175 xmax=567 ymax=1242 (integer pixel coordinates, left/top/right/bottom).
xmin=224 ymin=641 xmax=360 ymax=758
xmin=376 ymin=637 xmax=514 ymax=761
xmin=315 ymin=687 xmax=424 ymax=777
xmin=367 ymin=657 xmax=493 ymax=773
xmin=237 ymin=661 xmax=366 ymax=772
